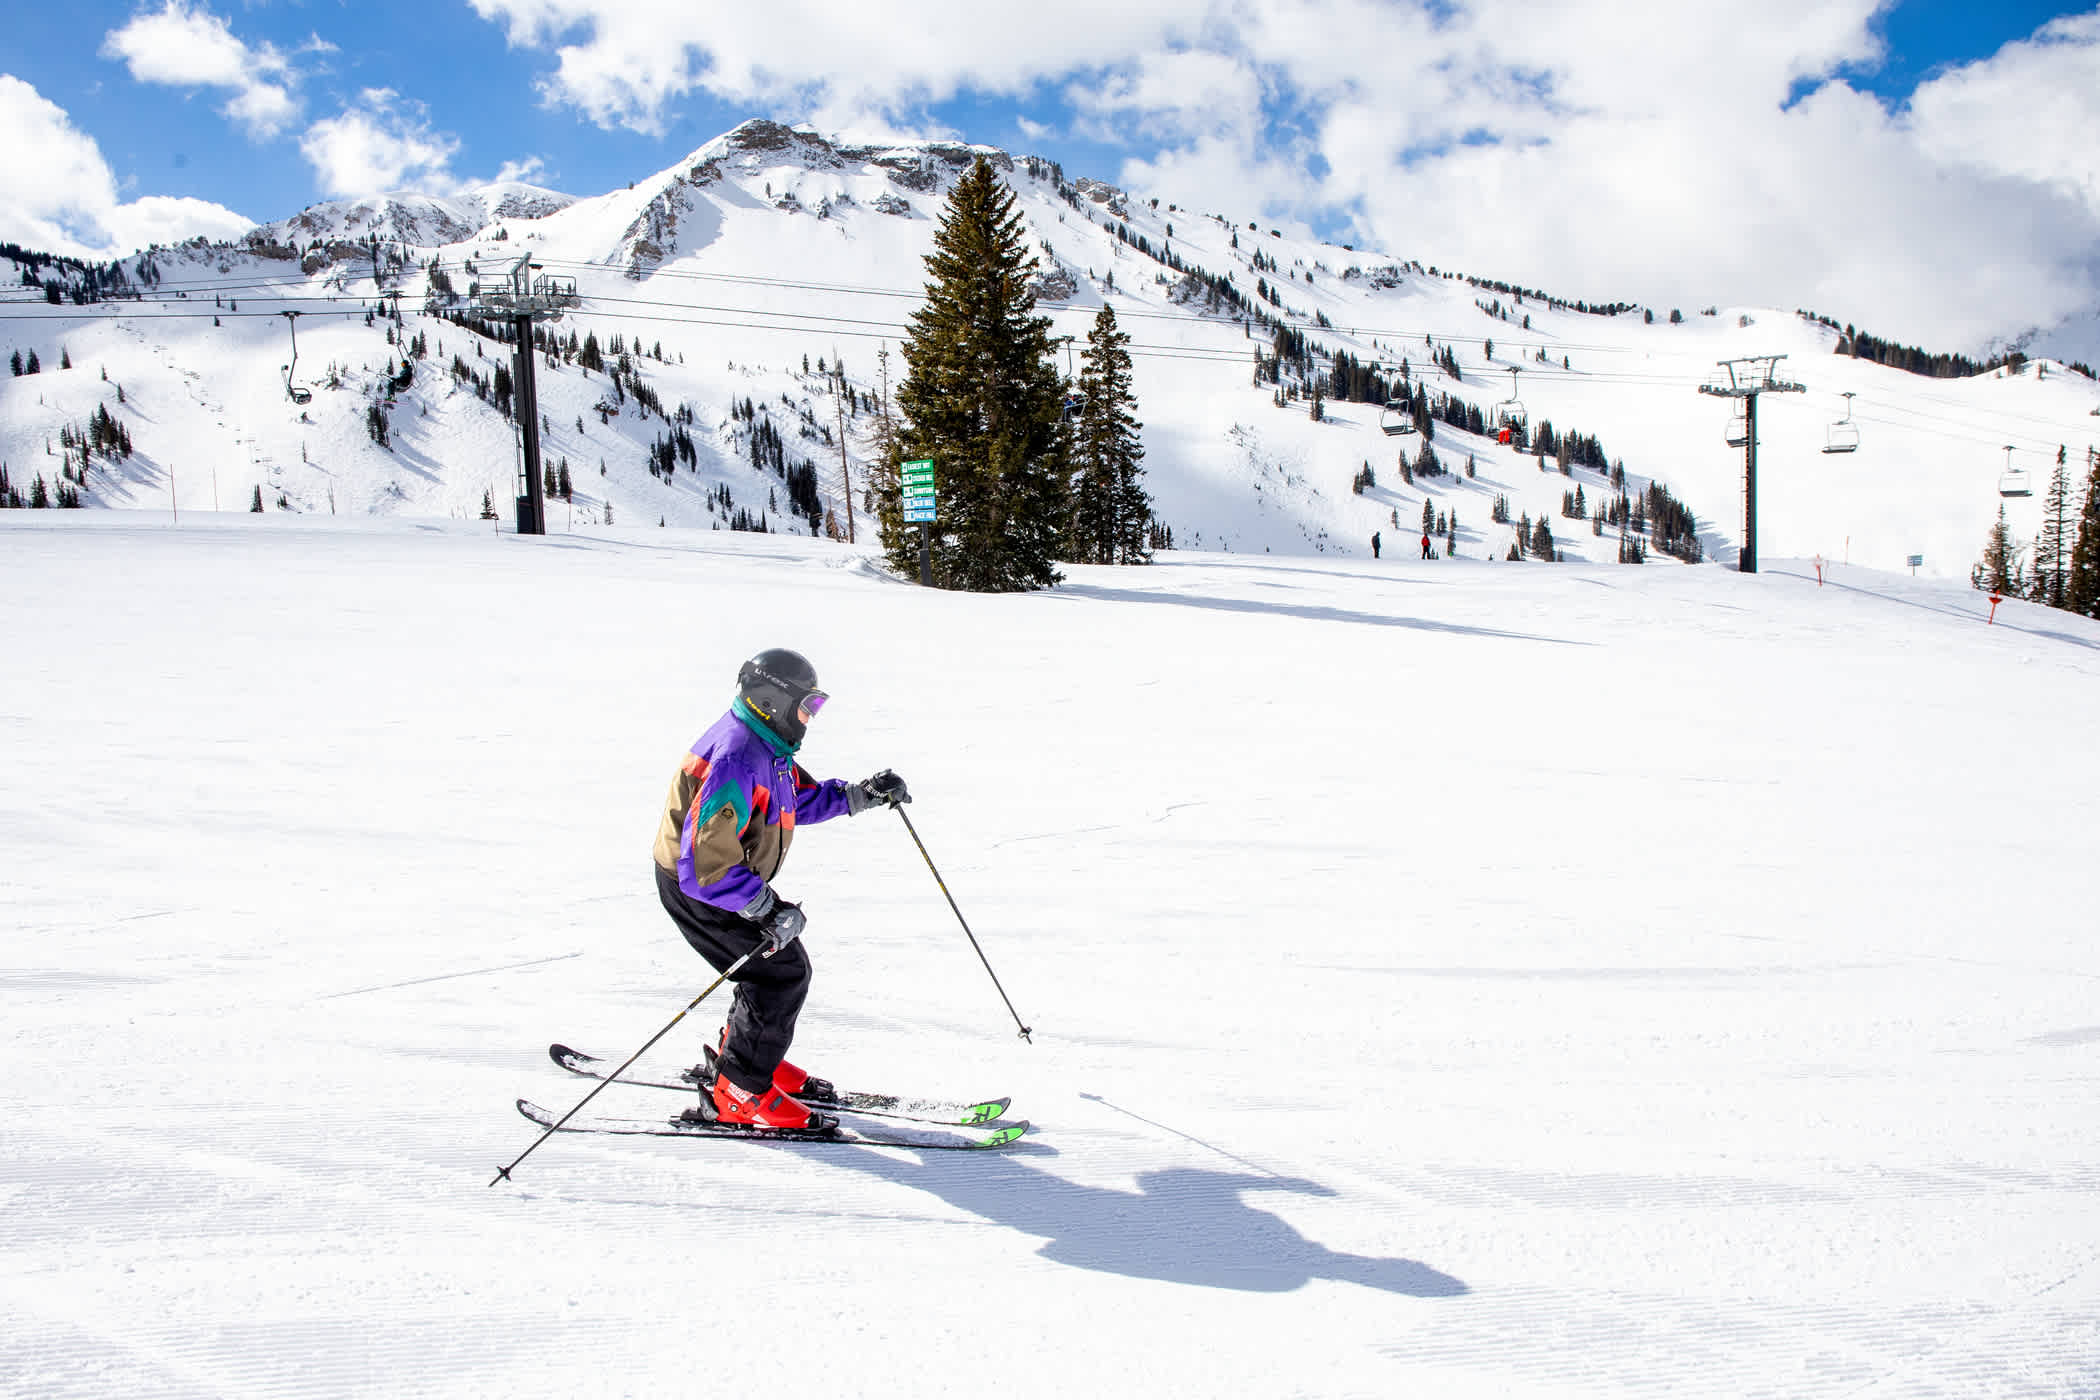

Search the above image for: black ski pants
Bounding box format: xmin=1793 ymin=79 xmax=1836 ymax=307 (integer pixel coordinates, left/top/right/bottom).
xmin=655 ymin=864 xmax=811 ymax=1094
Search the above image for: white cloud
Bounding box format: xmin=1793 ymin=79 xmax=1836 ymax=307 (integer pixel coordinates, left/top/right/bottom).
xmin=1906 ymin=11 xmax=2100 ymax=215
xmin=457 ymin=0 xmax=2100 ymax=349
xmin=100 ymin=0 xmax=301 ymax=139
xmin=491 ymin=156 xmax=551 ymax=187
xmin=294 ymin=91 xmax=550 ymax=201
xmin=463 ymin=0 xmax=1203 ymax=135
xmin=0 ymin=74 xmax=252 ymax=257
xmin=299 ymin=89 xmax=463 ymax=197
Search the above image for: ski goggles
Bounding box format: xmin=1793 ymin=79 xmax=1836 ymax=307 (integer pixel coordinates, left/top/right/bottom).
xmin=797 ymin=690 xmax=829 ymax=724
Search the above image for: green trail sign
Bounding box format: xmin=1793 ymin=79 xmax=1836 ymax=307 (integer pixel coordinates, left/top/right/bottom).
xmin=901 ymin=458 xmax=937 ymax=524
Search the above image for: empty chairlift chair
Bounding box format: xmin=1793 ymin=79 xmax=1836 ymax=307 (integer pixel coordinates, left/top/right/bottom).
xmin=1380 ymin=400 xmax=1418 ymax=437
xmin=280 ymin=310 xmax=313 ymax=405
xmin=1999 ymin=445 xmax=2032 ymax=498
xmin=1724 ymin=403 xmax=1749 ymax=449
xmin=1822 ymin=391 xmax=1859 ymax=454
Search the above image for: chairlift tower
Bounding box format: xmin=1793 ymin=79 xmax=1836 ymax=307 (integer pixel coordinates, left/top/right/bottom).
xmin=468 ymin=255 xmax=580 ymax=535
xmin=1699 ymin=355 xmax=1804 ymax=573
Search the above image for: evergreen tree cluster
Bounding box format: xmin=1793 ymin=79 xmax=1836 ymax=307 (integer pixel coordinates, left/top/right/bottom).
xmin=1799 ymin=310 xmax=2035 ymax=381
xmin=882 ymin=158 xmax=1156 ymax=591
xmin=0 ymin=460 xmax=78 ymax=508
xmin=2068 ymin=450 xmax=2100 ymax=616
xmin=647 ymin=424 xmax=698 ymax=478
xmin=69 ymin=404 xmax=133 ymax=461
xmin=726 ymin=398 xmax=824 ymax=532
xmin=1985 ymin=447 xmax=2100 ymax=619
xmin=1327 ymin=350 xmax=1398 ymax=406
xmin=1457 ymin=273 xmax=1633 ymax=319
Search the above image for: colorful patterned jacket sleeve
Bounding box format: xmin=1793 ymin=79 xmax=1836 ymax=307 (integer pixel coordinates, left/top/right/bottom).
xmin=678 ymin=749 xmax=769 ymax=912
xmin=791 ymin=764 xmax=853 ymax=826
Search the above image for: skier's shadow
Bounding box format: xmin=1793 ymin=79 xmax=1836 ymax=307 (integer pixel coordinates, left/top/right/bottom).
xmin=831 ymin=1137 xmax=1468 ymax=1297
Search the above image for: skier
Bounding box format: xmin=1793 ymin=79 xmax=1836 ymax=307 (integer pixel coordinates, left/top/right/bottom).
xmin=1372 ymin=531 xmax=1382 ymax=559
xmin=652 ymin=648 xmax=910 ymax=1131
xmin=1420 ymin=530 xmax=1433 ymax=559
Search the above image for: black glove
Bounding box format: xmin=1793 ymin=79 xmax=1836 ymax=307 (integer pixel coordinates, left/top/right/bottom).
xmin=846 ymin=769 xmax=911 ymax=815
xmin=753 ymin=898 xmax=806 ymax=957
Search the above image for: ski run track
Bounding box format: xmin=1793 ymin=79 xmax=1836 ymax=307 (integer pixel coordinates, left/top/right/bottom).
xmin=5 ymin=511 xmax=2098 ymax=1399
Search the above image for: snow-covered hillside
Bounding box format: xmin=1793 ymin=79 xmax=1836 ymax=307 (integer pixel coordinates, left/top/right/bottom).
xmin=4 ymin=118 xmax=2098 ymax=580
xmin=6 ymin=511 xmax=2098 ymax=1398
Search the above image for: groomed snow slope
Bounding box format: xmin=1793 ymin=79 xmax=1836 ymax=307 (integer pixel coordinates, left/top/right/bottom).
xmin=5 ymin=513 xmax=2098 ymax=1399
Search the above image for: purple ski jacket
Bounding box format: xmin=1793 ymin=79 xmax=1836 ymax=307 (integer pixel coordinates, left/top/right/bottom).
xmin=650 ymin=700 xmax=854 ymax=913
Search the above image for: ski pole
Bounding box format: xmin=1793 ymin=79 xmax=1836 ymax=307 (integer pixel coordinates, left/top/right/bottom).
xmin=891 ymin=803 xmax=1033 ymax=1043
xmin=490 ymin=949 xmax=757 ymax=1187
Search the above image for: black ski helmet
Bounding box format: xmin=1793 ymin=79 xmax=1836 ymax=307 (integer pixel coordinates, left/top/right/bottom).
xmin=737 ymin=648 xmax=824 ymax=745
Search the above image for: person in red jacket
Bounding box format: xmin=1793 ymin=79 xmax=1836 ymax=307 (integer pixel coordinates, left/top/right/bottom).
xmin=1420 ymin=531 xmax=1432 ymax=559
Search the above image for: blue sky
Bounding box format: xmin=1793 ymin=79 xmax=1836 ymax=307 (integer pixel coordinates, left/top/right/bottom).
xmin=5 ymin=2 xmax=2100 ymax=347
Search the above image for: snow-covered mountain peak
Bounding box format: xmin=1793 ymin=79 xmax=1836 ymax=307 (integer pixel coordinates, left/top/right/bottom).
xmin=251 ymin=184 xmax=577 ymax=263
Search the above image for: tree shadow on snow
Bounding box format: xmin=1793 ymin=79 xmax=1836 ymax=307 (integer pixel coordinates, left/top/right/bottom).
xmin=1044 ymin=581 xmax=1587 ymax=648
xmin=1768 ymin=566 xmax=2100 ymax=653
xmin=831 ymin=1144 xmax=1469 ymax=1298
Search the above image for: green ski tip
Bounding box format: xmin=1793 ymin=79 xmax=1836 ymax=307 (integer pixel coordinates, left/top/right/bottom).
xmin=978 ymin=1124 xmax=1030 ymax=1148
xmin=964 ymin=1099 xmax=1011 ymax=1125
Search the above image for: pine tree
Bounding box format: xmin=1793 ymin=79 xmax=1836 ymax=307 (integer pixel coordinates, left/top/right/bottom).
xmin=480 ymin=487 xmax=497 ymax=520
xmin=2066 ymin=449 xmax=2100 ymax=618
xmin=24 ymin=349 xmax=39 ymax=375
xmin=8 ymin=350 xmax=19 ymax=376
xmin=1530 ymin=515 xmax=1555 ymax=560
xmin=2031 ymin=457 xmax=2076 ymax=608
xmin=60 ymin=346 xmax=70 ymax=370
xmin=1971 ymin=503 xmax=2026 ymax=595
xmin=885 ymin=157 xmax=1069 ymax=591
xmin=1068 ymin=304 xmax=1151 ymax=565
xmin=251 ymin=484 xmax=264 ymax=512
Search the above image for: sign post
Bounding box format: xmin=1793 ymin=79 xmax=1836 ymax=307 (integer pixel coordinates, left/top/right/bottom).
xmin=900 ymin=458 xmax=937 ymax=587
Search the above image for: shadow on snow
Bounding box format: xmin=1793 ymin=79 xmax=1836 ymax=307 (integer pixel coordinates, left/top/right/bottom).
xmin=827 ymin=1140 xmax=1470 ymax=1298
xmin=1045 ymin=580 xmax=1589 ymax=647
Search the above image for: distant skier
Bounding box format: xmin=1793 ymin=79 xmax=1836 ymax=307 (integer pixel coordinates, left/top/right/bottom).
xmin=652 ymin=648 xmax=910 ymax=1131
xmin=1371 ymin=531 xmax=1382 ymax=558
xmin=1420 ymin=531 xmax=1433 ymax=559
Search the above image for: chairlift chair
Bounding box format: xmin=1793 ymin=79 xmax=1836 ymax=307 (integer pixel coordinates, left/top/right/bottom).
xmin=1724 ymin=403 xmax=1749 ymax=448
xmin=1821 ymin=391 xmax=1859 ymax=454
xmin=1379 ymin=401 xmax=1417 ymax=437
xmin=1998 ymin=445 xmax=2031 ymax=497
xmin=1495 ymin=366 xmax=1527 ymax=433
xmin=280 ymin=310 xmax=312 ymax=406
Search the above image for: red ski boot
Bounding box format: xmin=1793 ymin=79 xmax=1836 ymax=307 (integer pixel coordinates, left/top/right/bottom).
xmin=698 ymin=1038 xmax=838 ymax=1106
xmin=709 ymin=1076 xmax=837 ymax=1132
xmin=770 ymin=1058 xmax=838 ymax=1106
